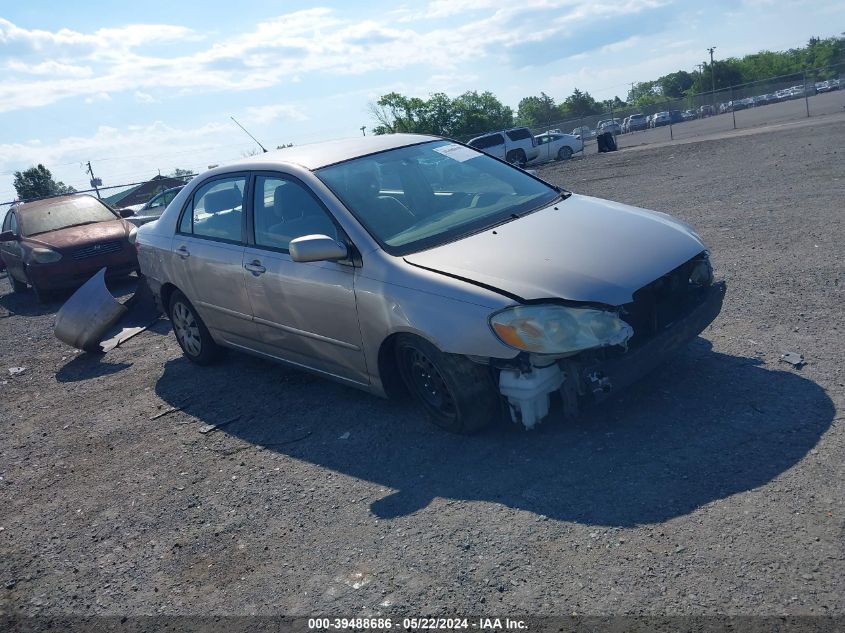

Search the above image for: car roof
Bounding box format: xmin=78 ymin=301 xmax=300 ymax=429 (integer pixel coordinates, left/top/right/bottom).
xmin=231 ymin=133 xmax=441 ymax=171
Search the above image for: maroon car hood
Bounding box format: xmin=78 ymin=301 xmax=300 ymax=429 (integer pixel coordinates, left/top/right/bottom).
xmin=28 ymin=220 xmax=129 ymax=250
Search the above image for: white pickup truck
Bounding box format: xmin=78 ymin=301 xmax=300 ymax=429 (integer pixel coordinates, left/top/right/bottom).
xmin=467 ymin=127 xmax=540 ymax=167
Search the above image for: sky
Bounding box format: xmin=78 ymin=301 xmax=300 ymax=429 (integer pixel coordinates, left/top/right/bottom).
xmin=1 ymin=0 xmax=843 ymax=202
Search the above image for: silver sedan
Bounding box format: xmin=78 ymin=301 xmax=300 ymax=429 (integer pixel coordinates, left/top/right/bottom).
xmin=137 ymin=134 xmax=725 ymax=433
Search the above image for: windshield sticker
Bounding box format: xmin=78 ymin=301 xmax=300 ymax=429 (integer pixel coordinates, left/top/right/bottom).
xmin=433 ymin=143 xmax=478 ymax=162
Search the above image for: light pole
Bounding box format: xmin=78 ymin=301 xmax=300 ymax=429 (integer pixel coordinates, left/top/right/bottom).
xmin=360 ymin=125 xmax=366 ymax=136
xmin=707 ymin=46 xmax=717 ymax=108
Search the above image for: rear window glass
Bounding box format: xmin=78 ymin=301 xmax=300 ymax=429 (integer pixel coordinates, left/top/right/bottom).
xmin=470 ymin=134 xmax=504 ymax=150
xmin=506 ymin=128 xmax=531 ymax=141
xmin=19 ymin=197 xmax=117 ymax=237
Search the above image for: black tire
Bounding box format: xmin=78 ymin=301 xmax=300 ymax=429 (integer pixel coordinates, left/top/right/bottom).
xmin=395 ymin=334 xmax=499 ymax=434
xmin=168 ymin=290 xmax=221 ymax=365
xmin=557 ymin=146 xmax=574 ymax=160
xmin=9 ymin=273 xmax=27 ymax=293
xmin=506 ymin=150 xmax=527 ymax=168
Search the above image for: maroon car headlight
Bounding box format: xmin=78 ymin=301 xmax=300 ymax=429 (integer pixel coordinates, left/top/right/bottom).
xmin=30 ymin=246 xmax=63 ymax=264
xmin=127 ymin=226 xmax=138 ymax=244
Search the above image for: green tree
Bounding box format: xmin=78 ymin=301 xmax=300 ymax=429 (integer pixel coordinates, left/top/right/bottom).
xmin=450 ymin=91 xmax=514 ymax=137
xmin=516 ymin=92 xmax=558 ymax=127
xmin=658 ymin=71 xmax=694 ymax=98
xmin=13 ymin=164 xmax=76 ymax=202
xmin=168 ymin=168 xmax=195 ymax=181
xmin=369 ymin=90 xmax=513 ymax=138
xmin=559 ymin=88 xmax=603 ymax=117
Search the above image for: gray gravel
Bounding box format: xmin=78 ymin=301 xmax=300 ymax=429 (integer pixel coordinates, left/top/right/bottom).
xmin=1 ymin=118 xmax=843 ymax=617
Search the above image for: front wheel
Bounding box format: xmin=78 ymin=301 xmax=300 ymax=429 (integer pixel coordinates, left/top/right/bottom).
xmin=169 ymin=290 xmax=221 ymax=365
xmin=557 ymin=146 xmax=574 ymax=160
xmin=395 ymin=334 xmax=499 ymax=434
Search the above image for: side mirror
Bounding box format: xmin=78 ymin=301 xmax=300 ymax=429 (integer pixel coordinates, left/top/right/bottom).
xmin=0 ymin=230 xmax=16 ymax=243
xmin=119 ymin=208 xmax=134 ymax=218
xmin=289 ymin=234 xmax=348 ymax=263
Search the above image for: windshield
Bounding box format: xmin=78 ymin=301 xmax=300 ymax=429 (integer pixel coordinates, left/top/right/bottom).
xmin=20 ymin=197 xmax=118 ymax=236
xmin=316 ymin=140 xmax=560 ymax=255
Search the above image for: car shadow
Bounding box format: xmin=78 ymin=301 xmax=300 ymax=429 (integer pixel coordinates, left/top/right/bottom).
xmin=55 ymin=353 xmax=133 ymax=383
xmin=153 ymin=338 xmax=834 ymax=526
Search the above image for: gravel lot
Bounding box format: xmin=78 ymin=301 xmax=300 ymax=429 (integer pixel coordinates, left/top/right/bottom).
xmin=1 ymin=118 xmax=843 ymax=618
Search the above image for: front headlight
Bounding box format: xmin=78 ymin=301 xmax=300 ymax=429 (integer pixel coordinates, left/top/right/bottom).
xmin=30 ymin=246 xmax=63 ymax=264
xmin=127 ymin=226 xmax=138 ymax=244
xmin=490 ymin=304 xmax=633 ymax=355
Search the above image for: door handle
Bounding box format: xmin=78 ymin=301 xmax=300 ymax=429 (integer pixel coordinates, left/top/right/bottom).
xmin=244 ymin=260 xmax=266 ymax=275
xmin=176 ymin=245 xmax=190 ymax=259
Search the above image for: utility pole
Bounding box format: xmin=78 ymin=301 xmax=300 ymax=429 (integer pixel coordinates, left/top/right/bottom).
xmin=86 ymin=161 xmax=101 ymax=199
xmin=360 ymin=125 xmax=366 ymax=136
xmin=707 ymin=46 xmax=717 ymax=108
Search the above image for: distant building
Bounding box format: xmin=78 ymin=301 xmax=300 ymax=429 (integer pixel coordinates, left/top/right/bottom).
xmin=104 ymin=175 xmax=187 ymax=209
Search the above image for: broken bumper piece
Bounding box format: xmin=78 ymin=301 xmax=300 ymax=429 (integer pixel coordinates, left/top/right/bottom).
xmin=54 ymin=268 xmax=162 ymax=353
xmin=586 ymin=281 xmax=726 ymax=400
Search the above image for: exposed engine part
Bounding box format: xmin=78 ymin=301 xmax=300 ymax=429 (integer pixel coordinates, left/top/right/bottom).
xmin=498 ymin=363 xmax=564 ymax=430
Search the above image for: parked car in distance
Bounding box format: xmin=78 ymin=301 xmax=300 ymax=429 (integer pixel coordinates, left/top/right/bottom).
xmin=625 ymin=113 xmax=649 ymax=132
xmin=570 ymin=126 xmax=595 ymax=140
xmin=681 ymin=110 xmax=697 ymax=121
xmin=651 ymin=111 xmax=671 ymax=127
xmin=0 ymin=194 xmax=139 ymax=301
xmin=698 ymin=104 xmax=716 ymax=117
xmin=135 ymin=134 xmax=724 ymax=433
xmin=532 ymin=132 xmax=583 ymax=162
xmin=468 ymin=127 xmax=539 ymax=167
xmin=596 ymin=119 xmax=622 ymax=135
xmin=126 ymin=186 xmax=185 ymax=227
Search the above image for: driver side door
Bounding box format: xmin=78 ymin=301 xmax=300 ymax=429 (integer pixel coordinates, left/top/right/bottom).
xmin=242 ymin=173 xmax=368 ymax=385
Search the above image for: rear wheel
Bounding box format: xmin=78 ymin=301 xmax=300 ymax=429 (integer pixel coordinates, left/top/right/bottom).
xmin=557 ymin=146 xmax=574 ymax=160
xmin=395 ymin=334 xmax=499 ymax=434
xmin=506 ymin=150 xmax=527 ymax=168
xmin=168 ymin=290 xmax=221 ymax=365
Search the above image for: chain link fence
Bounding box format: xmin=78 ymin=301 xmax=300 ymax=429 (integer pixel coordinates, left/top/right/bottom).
xmin=460 ymin=62 xmax=845 ymax=158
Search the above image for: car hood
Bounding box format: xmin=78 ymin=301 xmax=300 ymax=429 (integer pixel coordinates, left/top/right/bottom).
xmin=27 ymin=219 xmax=130 ymax=250
xmin=403 ymin=194 xmax=706 ymax=306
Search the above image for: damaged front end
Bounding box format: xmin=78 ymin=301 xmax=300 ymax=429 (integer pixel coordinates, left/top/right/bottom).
xmin=490 ymin=253 xmax=726 ymax=429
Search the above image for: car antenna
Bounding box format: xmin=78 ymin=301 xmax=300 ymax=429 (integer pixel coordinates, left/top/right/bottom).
xmin=230 ymin=116 xmax=268 ymax=153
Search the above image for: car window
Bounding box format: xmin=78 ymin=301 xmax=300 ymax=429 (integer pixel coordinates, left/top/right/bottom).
xmin=470 ymin=134 xmax=504 ymax=150
xmin=253 ymin=175 xmax=338 ymax=251
xmin=536 ymin=136 xmax=550 ymax=145
xmin=9 ymin=212 xmax=17 ymax=234
xmin=506 ymin=128 xmax=531 ymax=142
xmin=19 ymin=197 xmax=117 ymax=237
xmin=317 ymin=140 xmax=559 ymax=256
xmin=181 ymin=176 xmax=245 ymax=242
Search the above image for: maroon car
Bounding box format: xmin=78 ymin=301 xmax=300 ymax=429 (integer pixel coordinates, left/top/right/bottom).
xmin=0 ymin=194 xmax=139 ymax=301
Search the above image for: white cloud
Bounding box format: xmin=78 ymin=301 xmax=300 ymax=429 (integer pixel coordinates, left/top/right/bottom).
xmin=134 ymin=91 xmax=157 ymax=103
xmin=84 ymin=92 xmax=111 ymax=104
xmin=5 ymin=59 xmax=92 ymax=77
xmin=245 ymin=104 xmax=309 ymax=124
xmin=0 ymin=3 xmax=668 ymax=113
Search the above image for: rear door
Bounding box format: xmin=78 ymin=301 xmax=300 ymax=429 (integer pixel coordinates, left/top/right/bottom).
xmin=169 ymin=174 xmax=259 ymax=347
xmin=241 ymin=172 xmax=368 ymax=384
xmin=534 ymin=134 xmax=553 ymax=163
